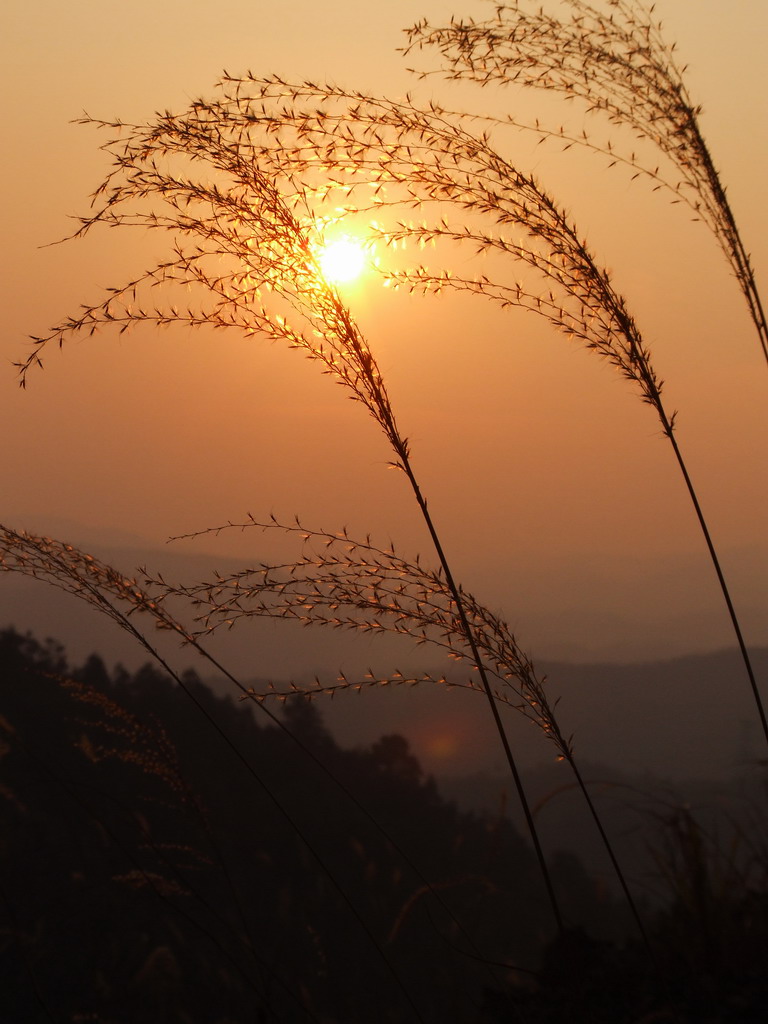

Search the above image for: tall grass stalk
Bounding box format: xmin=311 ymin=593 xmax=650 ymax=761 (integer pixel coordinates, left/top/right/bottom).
xmin=15 ymin=47 xmax=737 ymax=953
xmin=403 ymin=0 xmax=768 ymax=369
xmin=194 ymin=74 xmax=766 ymax=752
xmin=19 ymin=9 xmax=762 ymax=953
xmin=159 ymin=513 xmax=658 ymax=953
xmin=12 ymin=97 xmax=575 ymax=934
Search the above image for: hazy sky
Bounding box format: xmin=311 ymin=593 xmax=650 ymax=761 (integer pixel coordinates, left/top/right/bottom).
xmin=3 ymin=0 xmax=767 ymax=679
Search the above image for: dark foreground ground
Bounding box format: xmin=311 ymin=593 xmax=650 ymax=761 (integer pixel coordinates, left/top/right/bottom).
xmin=1 ymin=628 xmax=766 ymax=1022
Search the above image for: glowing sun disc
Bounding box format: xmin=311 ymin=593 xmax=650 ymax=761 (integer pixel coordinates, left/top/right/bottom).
xmin=319 ymin=238 xmax=366 ymax=284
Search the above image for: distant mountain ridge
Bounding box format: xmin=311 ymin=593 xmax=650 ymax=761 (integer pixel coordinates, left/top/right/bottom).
xmin=2 ymin=520 xmax=766 ymax=783
xmin=2 ymin=517 xmax=766 ymax=666
xmin=312 ymin=647 xmax=768 ymax=782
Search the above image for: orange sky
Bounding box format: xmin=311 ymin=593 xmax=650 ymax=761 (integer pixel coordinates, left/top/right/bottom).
xmin=3 ymin=0 xmax=767 ymax=673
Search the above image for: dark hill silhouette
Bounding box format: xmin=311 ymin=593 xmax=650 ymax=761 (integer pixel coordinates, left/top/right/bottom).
xmin=1 ymin=629 xmax=766 ymax=1021
xmin=0 ymin=628 xmax=621 ymax=1023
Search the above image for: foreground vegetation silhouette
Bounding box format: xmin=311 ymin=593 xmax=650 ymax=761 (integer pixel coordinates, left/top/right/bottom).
xmin=0 ymin=628 xmax=612 ymax=1022
xmin=2 ymin=629 xmax=767 ymax=1022
xmin=3 ymin=0 xmax=767 ymax=1019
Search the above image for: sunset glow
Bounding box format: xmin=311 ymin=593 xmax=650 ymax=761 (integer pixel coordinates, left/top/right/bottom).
xmin=318 ymin=237 xmax=366 ymax=284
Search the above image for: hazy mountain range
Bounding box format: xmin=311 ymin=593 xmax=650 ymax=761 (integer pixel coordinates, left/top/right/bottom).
xmin=1 ymin=517 xmax=765 ymax=784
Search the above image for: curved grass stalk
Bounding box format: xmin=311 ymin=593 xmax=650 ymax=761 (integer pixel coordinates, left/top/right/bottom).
xmin=403 ymin=0 xmax=768 ymax=368
xmin=125 ymin=78 xmax=765 ymax=969
xmin=18 ymin=66 xmax=735 ymax=947
xmin=154 ymin=515 xmax=562 ymax=732
xmin=205 ymin=77 xmax=766 ymax=752
xmin=154 ymin=513 xmax=658 ymax=951
xmin=15 ymin=103 xmax=567 ymax=931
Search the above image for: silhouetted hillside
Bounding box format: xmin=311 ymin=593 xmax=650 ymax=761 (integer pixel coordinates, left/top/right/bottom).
xmin=2 ymin=629 xmax=766 ymax=1022
xmin=0 ymin=628 xmax=621 ymax=1023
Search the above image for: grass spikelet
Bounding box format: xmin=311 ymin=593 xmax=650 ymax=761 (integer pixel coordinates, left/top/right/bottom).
xmin=153 ymin=74 xmax=765 ymax=748
xmin=17 ymin=93 xmax=574 ymax=927
xmin=403 ymin=0 xmax=768 ymax=368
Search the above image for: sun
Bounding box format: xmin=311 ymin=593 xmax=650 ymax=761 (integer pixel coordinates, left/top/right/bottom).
xmin=318 ymin=237 xmax=367 ymax=285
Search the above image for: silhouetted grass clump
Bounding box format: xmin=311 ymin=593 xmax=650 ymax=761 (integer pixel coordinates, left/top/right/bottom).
xmin=2 ymin=1 xmax=767 ymax=1019
xmin=404 ymin=0 xmax=768 ymax=367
